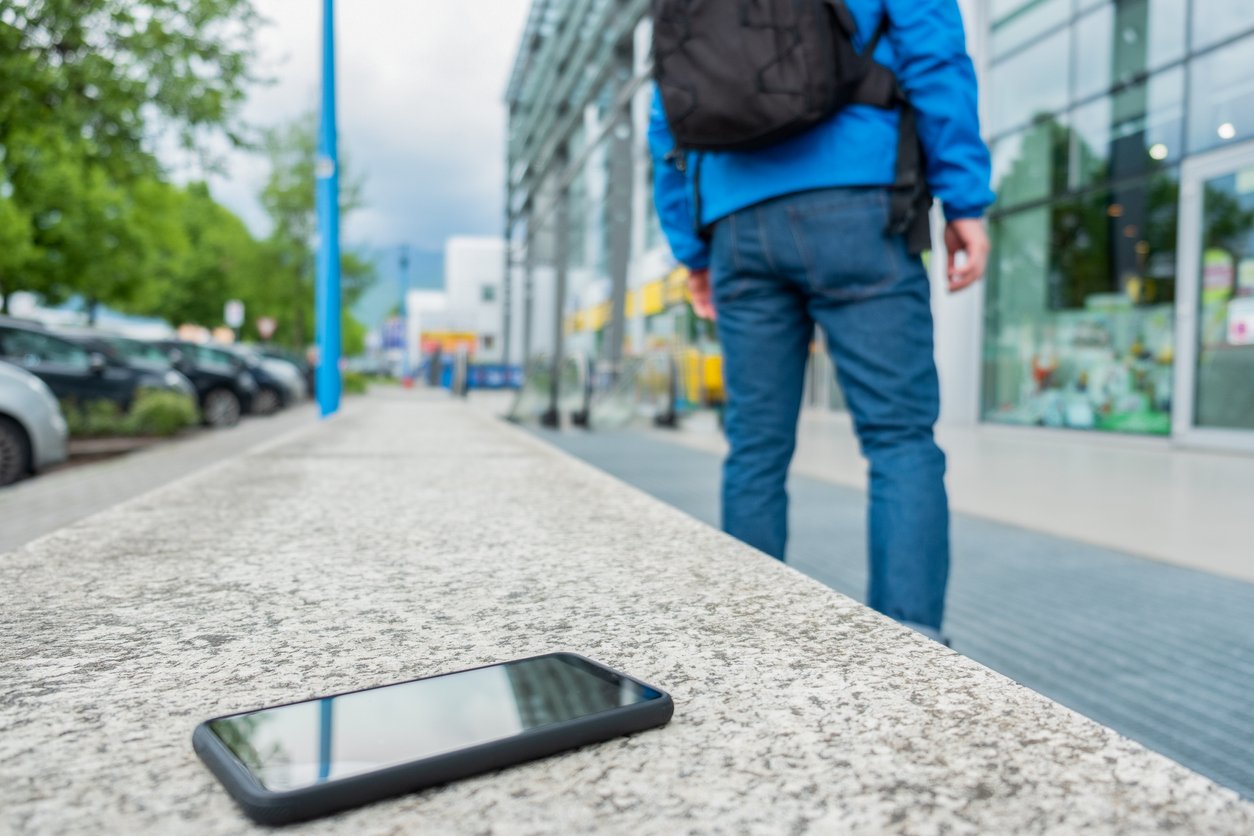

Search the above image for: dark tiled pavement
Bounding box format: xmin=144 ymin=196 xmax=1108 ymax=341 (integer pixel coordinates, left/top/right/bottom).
xmin=533 ymin=426 xmax=1254 ymax=799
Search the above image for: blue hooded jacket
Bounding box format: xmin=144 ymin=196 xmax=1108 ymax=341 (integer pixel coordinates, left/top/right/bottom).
xmin=648 ymin=0 xmax=995 ymax=271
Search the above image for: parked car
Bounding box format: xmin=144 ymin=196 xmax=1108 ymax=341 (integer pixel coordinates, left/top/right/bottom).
xmin=153 ymin=340 xmax=257 ymax=427
xmin=94 ymin=334 xmax=199 ymax=394
xmin=253 ymin=346 xmax=315 ymax=399
xmin=0 ymin=316 xmax=188 ymax=411
xmin=220 ymin=345 xmax=301 ymax=414
xmin=57 ymin=331 xmax=197 ymax=400
xmin=0 ymin=359 xmax=69 ymax=486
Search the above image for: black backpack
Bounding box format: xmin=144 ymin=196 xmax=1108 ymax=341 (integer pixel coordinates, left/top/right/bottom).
xmin=651 ymin=0 xmax=932 ymax=252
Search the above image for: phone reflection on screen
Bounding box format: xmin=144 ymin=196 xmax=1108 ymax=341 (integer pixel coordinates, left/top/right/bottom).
xmin=209 ymin=655 xmax=660 ymax=791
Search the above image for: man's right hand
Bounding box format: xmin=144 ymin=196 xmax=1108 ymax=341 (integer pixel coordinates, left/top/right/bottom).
xmin=944 ymin=218 xmax=990 ymax=293
xmin=688 ymin=268 xmax=716 ymax=321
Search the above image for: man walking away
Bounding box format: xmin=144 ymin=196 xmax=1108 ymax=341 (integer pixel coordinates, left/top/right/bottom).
xmin=648 ymin=0 xmax=993 ymax=642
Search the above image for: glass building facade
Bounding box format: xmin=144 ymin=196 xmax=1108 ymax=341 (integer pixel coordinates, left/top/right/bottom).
xmin=982 ymin=0 xmax=1254 ymax=438
xmin=504 ymin=0 xmax=723 ymax=411
xmin=504 ymin=0 xmax=1254 ymax=444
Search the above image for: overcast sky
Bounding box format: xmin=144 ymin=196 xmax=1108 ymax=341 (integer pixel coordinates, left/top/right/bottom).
xmin=206 ymin=0 xmax=532 ymax=253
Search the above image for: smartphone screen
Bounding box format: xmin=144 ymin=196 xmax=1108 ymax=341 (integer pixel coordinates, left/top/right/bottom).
xmin=208 ymin=654 xmax=664 ymax=792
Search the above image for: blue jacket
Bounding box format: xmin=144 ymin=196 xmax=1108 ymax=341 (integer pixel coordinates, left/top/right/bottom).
xmin=648 ymin=0 xmax=994 ymax=270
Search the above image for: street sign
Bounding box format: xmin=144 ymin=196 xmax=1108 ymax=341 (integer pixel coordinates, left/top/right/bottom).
xmin=257 ymin=316 xmax=278 ymax=340
xmin=382 ymin=317 xmax=406 ymax=350
xmin=224 ymin=299 xmax=245 ymax=329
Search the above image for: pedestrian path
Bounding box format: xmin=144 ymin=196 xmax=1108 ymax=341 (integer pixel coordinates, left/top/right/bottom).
xmin=0 ymin=404 xmax=318 ymax=555
xmin=534 ymin=426 xmax=1254 ymax=800
xmin=666 ymin=408 xmax=1254 ymax=583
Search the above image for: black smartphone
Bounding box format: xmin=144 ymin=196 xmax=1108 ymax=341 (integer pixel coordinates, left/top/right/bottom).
xmin=193 ymin=652 xmax=673 ymax=826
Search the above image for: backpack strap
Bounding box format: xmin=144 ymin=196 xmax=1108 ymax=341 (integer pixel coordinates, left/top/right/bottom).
xmin=846 ymin=7 xmax=934 ymax=253
xmin=888 ymin=97 xmax=934 ymax=254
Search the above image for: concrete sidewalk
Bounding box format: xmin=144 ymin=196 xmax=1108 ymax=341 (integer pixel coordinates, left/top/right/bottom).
xmin=3 ymin=390 xmax=1252 ymax=834
xmin=535 ymin=425 xmax=1254 ymax=800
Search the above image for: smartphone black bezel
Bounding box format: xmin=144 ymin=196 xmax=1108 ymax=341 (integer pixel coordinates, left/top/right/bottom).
xmin=192 ymin=652 xmax=674 ymax=826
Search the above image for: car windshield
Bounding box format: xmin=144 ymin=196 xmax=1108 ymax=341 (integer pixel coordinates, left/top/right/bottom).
xmin=232 ymin=347 xmax=263 ymax=367
xmin=191 ymin=345 xmax=239 ymax=372
xmin=105 ymin=338 xmax=173 ymax=369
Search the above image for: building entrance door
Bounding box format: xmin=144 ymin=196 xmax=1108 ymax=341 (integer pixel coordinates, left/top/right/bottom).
xmin=1174 ymin=143 xmax=1254 ymax=450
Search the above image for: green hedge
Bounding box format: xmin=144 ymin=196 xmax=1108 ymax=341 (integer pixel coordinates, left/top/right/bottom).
xmin=62 ymin=390 xmax=200 ymax=438
xmin=342 ymin=371 xmax=369 ymax=395
xmin=126 ymin=390 xmax=200 ymax=436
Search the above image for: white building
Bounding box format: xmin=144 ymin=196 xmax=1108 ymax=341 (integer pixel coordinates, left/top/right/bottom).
xmin=406 ymin=236 xmax=556 ymax=367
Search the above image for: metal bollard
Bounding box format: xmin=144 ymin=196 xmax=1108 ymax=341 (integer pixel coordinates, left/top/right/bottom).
xmin=653 ymin=352 xmax=680 ymax=429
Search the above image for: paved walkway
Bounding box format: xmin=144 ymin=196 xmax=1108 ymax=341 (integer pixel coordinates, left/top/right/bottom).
xmin=665 ymin=408 xmax=1254 ymax=583
xmin=0 ymin=403 xmax=318 ymax=555
xmin=534 ymin=426 xmax=1254 ymax=800
xmin=4 ymin=390 xmax=1252 ymax=834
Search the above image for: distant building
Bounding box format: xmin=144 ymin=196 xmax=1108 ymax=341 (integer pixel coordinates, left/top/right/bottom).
xmin=405 ymin=237 xmax=525 ymax=367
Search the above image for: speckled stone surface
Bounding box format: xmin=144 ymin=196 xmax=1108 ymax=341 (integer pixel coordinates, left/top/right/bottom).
xmin=2 ymin=392 xmax=1252 ymax=835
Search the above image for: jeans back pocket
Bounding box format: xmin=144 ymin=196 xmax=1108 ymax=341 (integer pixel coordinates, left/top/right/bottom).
xmin=786 ymin=190 xmax=902 ymax=303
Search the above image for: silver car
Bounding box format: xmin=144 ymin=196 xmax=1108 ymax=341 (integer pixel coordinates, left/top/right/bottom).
xmin=0 ymin=360 xmax=69 ymax=486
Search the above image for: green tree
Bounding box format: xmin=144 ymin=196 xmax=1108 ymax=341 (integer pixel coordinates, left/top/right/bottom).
xmin=131 ymin=181 xmax=268 ymax=328
xmin=250 ymin=114 xmax=374 ymax=349
xmin=0 ymin=0 xmax=260 ymax=309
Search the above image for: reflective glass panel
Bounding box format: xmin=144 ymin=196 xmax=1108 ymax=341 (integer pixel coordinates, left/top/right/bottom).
xmin=1187 ymin=35 xmax=1254 ymax=154
xmin=1073 ymin=0 xmax=1186 ymax=101
xmin=991 ymin=117 xmax=1070 ymax=210
xmin=1193 ymin=168 xmax=1254 ymax=430
xmin=1069 ymin=67 xmax=1184 ymax=189
xmin=1191 ymin=0 xmax=1254 ymax=52
xmin=991 ymin=0 xmax=1071 ymax=59
xmin=989 ymin=27 xmax=1072 ymax=134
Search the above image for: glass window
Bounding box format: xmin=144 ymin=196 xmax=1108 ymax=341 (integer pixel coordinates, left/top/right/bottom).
xmin=1191 ymin=0 xmax=1254 ymax=52
xmin=983 ymin=177 xmax=1178 ymax=435
xmin=1187 ymin=34 xmax=1254 ymax=154
xmin=1193 ymin=167 xmax=1254 ymax=430
xmin=1069 ymin=67 xmax=1184 ymax=189
xmin=482 ymin=285 xmax=497 ymax=303
xmin=991 ymin=0 xmax=1071 ymax=59
xmin=991 ymin=117 xmax=1070 ymax=210
xmin=1072 ymin=0 xmax=1186 ymax=101
xmin=0 ymin=328 xmax=90 ymax=370
xmin=192 ymin=345 xmax=238 ymax=373
xmin=989 ymin=27 xmax=1072 ymax=135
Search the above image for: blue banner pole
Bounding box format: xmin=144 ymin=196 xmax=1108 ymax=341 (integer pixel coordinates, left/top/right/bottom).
xmin=315 ymin=0 xmax=342 ymax=417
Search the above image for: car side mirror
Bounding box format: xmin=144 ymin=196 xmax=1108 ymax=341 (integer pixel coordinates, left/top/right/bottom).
xmin=89 ymin=352 xmax=108 ymax=374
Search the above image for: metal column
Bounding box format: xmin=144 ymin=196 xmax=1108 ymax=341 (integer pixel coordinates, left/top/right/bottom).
xmin=502 ymin=212 xmax=514 ymax=367
xmin=604 ymin=41 xmax=635 ymax=370
xmin=315 ymin=0 xmax=342 ymax=418
xmin=522 ymin=219 xmax=535 ymax=365
xmin=541 ymin=148 xmax=570 ymax=428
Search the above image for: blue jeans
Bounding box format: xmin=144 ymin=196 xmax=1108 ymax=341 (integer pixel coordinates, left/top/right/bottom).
xmin=710 ymin=187 xmax=950 ymax=630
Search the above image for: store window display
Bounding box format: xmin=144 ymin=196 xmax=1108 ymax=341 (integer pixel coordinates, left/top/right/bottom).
xmin=983 ymin=184 xmax=1177 ymax=435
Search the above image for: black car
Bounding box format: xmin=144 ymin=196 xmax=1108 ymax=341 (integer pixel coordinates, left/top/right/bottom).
xmin=59 ymin=331 xmax=197 ymax=400
xmin=0 ymin=316 xmax=187 ymax=410
xmin=219 ymin=345 xmax=291 ymax=416
xmin=154 ymin=340 xmax=258 ymax=427
xmin=253 ymin=345 xmax=315 ymax=400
